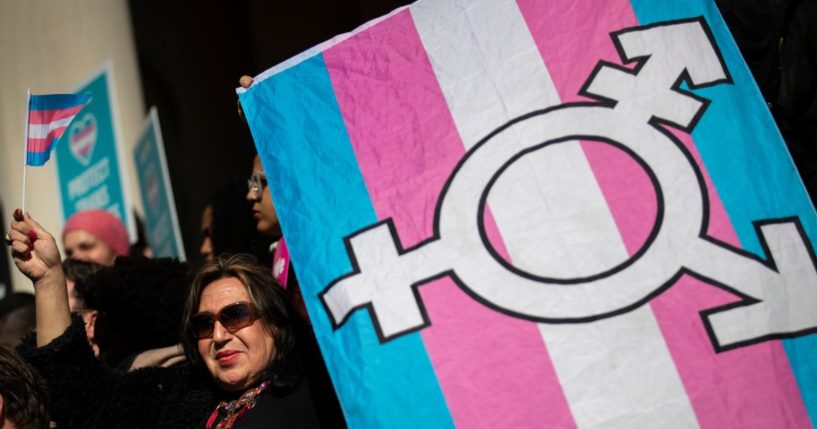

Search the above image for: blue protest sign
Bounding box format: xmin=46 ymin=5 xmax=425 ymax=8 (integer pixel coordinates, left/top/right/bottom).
xmin=55 ymin=64 xmax=135 ymax=239
xmin=133 ymin=108 xmax=185 ymax=260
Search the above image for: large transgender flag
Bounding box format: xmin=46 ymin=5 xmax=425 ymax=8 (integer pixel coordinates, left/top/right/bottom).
xmin=239 ymin=0 xmax=817 ymax=427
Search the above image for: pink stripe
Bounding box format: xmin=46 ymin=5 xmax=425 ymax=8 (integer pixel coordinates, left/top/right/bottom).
xmin=582 ymin=141 xmax=655 ymax=253
xmin=518 ymin=0 xmax=811 ymax=426
xmin=28 ymin=105 xmax=83 ymax=125
xmin=517 ymin=0 xmax=638 ymax=103
xmin=27 ymin=127 xmax=66 ymax=153
xmin=324 ymin=10 xmax=574 ymax=428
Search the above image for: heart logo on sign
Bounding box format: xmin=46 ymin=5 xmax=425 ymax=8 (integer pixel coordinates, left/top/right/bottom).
xmin=68 ymin=113 xmax=98 ymax=166
xmin=146 ymin=168 xmax=160 ymax=211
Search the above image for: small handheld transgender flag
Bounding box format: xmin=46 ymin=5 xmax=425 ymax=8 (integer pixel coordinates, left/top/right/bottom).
xmin=20 ymin=90 xmax=91 ymax=211
xmin=25 ymin=91 xmax=92 ymax=166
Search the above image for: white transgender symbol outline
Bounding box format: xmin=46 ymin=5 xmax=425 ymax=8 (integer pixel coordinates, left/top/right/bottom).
xmin=320 ymin=17 xmax=817 ymax=352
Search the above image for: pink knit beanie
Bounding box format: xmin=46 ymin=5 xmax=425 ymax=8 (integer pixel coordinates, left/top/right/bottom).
xmin=63 ymin=209 xmax=130 ymax=256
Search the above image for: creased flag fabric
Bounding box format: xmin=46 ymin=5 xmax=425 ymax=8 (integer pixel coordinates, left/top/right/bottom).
xmin=27 ymin=93 xmax=92 ymax=166
xmin=239 ymin=0 xmax=817 ymax=427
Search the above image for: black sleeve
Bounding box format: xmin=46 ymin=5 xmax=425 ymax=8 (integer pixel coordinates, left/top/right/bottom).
xmin=17 ymin=315 xmax=207 ymax=428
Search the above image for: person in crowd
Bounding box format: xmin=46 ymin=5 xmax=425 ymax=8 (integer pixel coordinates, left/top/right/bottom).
xmin=62 ymin=209 xmax=130 ymax=266
xmin=78 ymin=256 xmax=190 ymax=370
xmin=246 ymin=154 xmax=283 ymax=240
xmin=0 ymin=347 xmax=49 ymax=429
xmin=201 ymin=180 xmax=273 ymax=266
xmin=245 ymin=153 xmax=298 ymax=311
xmin=239 ymin=76 xmax=282 ymax=242
xmin=62 ymin=258 xmax=102 ymax=356
xmin=7 ymin=209 xmax=319 ymax=428
xmin=0 ymin=293 xmax=35 ymax=351
xmin=183 ymin=253 xmax=317 ymax=428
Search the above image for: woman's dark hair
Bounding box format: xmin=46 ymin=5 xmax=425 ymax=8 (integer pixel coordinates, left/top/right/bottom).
xmin=62 ymin=259 xmax=103 ymax=309
xmin=0 ymin=347 xmax=49 ymax=429
xmin=62 ymin=258 xmax=103 ymax=284
xmin=81 ymin=256 xmax=191 ymax=367
xmin=181 ymin=254 xmax=297 ymax=389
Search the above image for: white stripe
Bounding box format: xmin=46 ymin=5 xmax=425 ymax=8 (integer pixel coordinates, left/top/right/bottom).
xmin=412 ymin=0 xmax=560 ymax=147
xmin=411 ymin=1 xmax=698 ymax=427
xmin=28 ymin=116 xmax=73 ymax=139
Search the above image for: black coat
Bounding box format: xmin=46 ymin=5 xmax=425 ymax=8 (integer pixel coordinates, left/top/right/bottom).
xmin=717 ymin=0 xmax=817 ymax=201
xmin=18 ymin=317 xmax=320 ymax=429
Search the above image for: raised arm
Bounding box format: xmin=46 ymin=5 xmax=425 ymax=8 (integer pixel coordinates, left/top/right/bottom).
xmin=6 ymin=209 xmax=71 ymax=347
xmin=7 ymin=209 xmax=215 ymax=427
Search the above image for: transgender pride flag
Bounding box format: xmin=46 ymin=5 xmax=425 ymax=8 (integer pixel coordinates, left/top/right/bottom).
xmin=239 ymin=0 xmax=817 ymax=427
xmin=26 ymin=92 xmax=92 ymax=166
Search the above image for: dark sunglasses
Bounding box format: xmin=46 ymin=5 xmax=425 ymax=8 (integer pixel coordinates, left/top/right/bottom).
xmin=190 ymin=302 xmax=258 ymax=339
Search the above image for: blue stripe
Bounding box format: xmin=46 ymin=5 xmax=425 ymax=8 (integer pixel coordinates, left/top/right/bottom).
xmin=29 ymin=93 xmax=91 ymax=112
xmin=240 ymin=54 xmax=454 ymax=429
xmin=629 ymin=0 xmax=817 ymax=425
xmin=26 ymin=146 xmax=53 ymax=166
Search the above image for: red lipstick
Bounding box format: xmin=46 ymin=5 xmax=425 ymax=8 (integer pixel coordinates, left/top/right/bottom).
xmin=215 ymin=350 xmax=240 ymax=365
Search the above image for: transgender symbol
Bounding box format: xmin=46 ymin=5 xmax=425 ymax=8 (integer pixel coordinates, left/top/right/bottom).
xmin=320 ymin=17 xmax=817 ymax=352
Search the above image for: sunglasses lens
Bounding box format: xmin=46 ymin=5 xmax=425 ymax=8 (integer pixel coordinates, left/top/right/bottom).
xmin=191 ymin=303 xmax=256 ymax=339
xmin=190 ymin=314 xmax=215 ymax=339
xmin=220 ymin=303 xmax=255 ymax=332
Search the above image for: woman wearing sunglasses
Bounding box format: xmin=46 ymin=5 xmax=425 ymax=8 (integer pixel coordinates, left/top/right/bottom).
xmin=6 ymin=210 xmax=320 ymax=428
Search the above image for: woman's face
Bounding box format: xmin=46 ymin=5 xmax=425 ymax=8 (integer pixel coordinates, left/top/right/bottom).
xmin=246 ymin=155 xmax=281 ymax=238
xmin=63 ymin=229 xmax=118 ymax=267
xmin=196 ymin=277 xmax=276 ymax=391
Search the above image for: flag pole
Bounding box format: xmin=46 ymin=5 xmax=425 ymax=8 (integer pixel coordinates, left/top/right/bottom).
xmin=22 ymin=89 xmax=30 ymax=213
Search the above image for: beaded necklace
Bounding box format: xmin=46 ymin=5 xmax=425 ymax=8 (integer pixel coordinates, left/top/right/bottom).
xmin=206 ymin=380 xmax=270 ymax=429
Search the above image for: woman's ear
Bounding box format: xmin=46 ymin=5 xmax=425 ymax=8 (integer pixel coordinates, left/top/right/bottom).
xmin=0 ymin=392 xmax=6 ymax=425
xmin=82 ymin=310 xmax=98 ymax=339
xmin=83 ymin=310 xmax=99 ymax=357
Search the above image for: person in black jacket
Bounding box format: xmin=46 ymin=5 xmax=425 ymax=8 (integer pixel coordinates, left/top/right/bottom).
xmin=6 ymin=209 xmax=320 ymax=429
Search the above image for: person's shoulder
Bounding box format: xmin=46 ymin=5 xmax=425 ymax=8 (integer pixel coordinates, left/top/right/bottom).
xmin=126 ymin=362 xmax=218 ymax=427
xmin=126 ymin=360 xmax=202 ymax=386
xmin=269 ymin=378 xmax=321 ymax=420
xmin=16 ymin=314 xmax=91 ymax=371
xmin=241 ymin=380 xmax=321 ymax=428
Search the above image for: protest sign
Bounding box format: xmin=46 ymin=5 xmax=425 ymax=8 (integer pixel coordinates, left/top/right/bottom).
xmin=55 ymin=64 xmax=135 ymax=240
xmin=133 ymin=107 xmax=185 ymax=260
